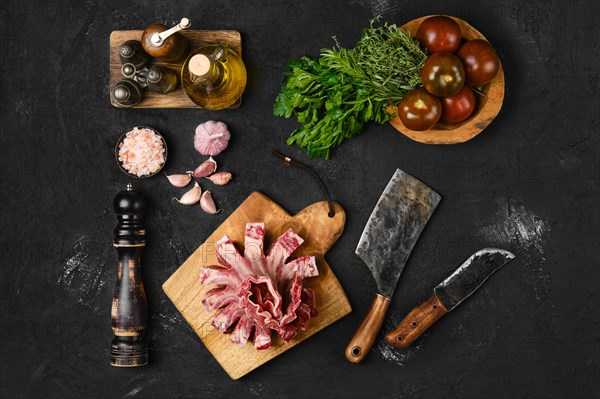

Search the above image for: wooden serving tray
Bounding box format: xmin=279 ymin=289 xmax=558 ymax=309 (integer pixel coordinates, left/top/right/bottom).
xmin=109 ymin=30 xmax=242 ymax=108
xmin=162 ymin=192 xmax=351 ymax=379
xmin=388 ymin=16 xmax=505 ymax=144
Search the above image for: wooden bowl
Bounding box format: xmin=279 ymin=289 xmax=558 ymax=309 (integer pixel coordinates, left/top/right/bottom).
xmin=115 ymin=126 xmax=168 ymax=178
xmin=388 ymin=15 xmax=505 ymax=144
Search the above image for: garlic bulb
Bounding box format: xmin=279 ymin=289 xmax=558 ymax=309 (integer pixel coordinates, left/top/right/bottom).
xmin=194 ymin=121 xmax=231 ymax=156
xmin=174 ymin=182 xmax=201 ymax=205
xmin=189 ymin=156 xmax=217 ymax=178
xmin=200 ymin=190 xmax=220 ymax=214
xmin=206 ymin=172 xmax=232 ymax=185
xmin=165 ymin=172 xmax=192 ymax=187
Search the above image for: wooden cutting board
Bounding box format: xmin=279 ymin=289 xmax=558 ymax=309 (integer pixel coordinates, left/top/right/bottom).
xmin=109 ymin=30 xmax=242 ymax=108
xmin=162 ymin=192 xmax=352 ymax=379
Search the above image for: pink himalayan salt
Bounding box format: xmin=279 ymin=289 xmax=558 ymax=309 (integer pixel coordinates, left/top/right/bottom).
xmin=118 ymin=127 xmax=166 ymax=177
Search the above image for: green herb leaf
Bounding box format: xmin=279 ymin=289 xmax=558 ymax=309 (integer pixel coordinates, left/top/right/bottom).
xmin=273 ymin=17 xmax=426 ymax=158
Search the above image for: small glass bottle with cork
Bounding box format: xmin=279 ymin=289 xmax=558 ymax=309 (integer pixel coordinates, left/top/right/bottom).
xmin=181 ymin=44 xmax=247 ymax=110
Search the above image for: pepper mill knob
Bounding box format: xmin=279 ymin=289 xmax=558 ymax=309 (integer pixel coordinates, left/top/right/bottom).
xmin=113 ymin=183 xmax=146 ymax=217
xmin=113 ymin=183 xmax=146 ymax=246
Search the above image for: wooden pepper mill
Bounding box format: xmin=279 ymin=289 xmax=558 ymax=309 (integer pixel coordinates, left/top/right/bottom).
xmin=141 ymin=18 xmax=191 ymax=62
xmin=110 ymin=183 xmax=148 ymax=367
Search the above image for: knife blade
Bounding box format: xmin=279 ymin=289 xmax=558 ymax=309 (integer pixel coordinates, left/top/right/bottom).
xmin=345 ymin=169 xmax=440 ymax=363
xmin=355 ymin=169 xmax=442 ymax=298
xmin=385 ymin=248 xmax=515 ymax=348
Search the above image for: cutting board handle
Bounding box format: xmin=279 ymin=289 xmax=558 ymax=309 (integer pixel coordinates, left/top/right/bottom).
xmin=272 ymin=149 xmax=336 ymax=217
xmin=345 ymin=294 xmax=390 ymax=363
xmin=384 ymin=295 xmax=447 ymax=349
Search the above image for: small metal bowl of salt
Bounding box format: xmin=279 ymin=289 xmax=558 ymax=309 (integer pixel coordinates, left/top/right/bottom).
xmin=115 ymin=126 xmax=168 ymax=178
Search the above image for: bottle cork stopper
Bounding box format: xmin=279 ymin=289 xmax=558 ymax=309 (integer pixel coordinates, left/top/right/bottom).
xmin=189 ymin=54 xmax=212 ymax=77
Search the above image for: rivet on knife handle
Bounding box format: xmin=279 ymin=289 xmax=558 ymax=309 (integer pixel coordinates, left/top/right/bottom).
xmin=384 ymin=295 xmax=447 ymax=349
xmin=345 ymin=294 xmax=391 ymax=363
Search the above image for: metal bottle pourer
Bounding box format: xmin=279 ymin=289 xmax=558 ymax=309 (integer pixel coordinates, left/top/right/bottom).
xmin=149 ymin=18 xmax=191 ymax=47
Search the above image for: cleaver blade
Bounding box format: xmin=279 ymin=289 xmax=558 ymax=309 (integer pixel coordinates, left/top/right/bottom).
xmin=346 ymin=169 xmax=440 ymax=363
xmin=355 ymin=168 xmax=441 ymax=298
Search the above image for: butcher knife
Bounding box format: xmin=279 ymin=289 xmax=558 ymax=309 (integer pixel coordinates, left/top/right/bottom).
xmin=385 ymin=248 xmax=515 ymax=348
xmin=345 ymin=169 xmax=440 ymax=363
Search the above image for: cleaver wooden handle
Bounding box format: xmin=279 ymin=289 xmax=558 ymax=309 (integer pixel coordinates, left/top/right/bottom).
xmin=385 ymin=295 xmax=447 ymax=348
xmin=345 ymin=294 xmax=391 ymax=363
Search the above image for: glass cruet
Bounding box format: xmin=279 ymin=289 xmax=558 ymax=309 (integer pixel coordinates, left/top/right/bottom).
xmin=181 ymin=44 xmax=247 ymax=110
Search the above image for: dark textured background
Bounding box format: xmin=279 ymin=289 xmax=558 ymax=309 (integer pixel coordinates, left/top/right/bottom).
xmin=1 ymin=0 xmax=599 ymax=398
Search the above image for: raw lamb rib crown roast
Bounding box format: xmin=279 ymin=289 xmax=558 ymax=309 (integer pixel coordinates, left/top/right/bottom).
xmin=199 ymin=222 xmax=319 ymax=350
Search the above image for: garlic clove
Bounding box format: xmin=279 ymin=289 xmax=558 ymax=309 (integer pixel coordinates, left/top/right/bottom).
xmin=174 ymin=182 xmax=201 ymax=205
xmin=189 ymin=156 xmax=217 ymax=178
xmin=206 ymin=172 xmax=232 ymax=185
xmin=200 ymin=190 xmax=220 ymax=214
xmin=165 ymin=172 xmax=192 ymax=187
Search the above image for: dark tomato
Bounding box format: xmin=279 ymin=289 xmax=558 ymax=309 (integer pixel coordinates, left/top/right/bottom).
xmin=421 ymin=52 xmax=465 ymax=97
xmin=415 ymin=16 xmax=462 ymax=53
xmin=397 ymin=88 xmax=442 ymax=131
xmin=440 ymin=86 xmax=476 ymax=123
xmin=456 ymin=39 xmax=500 ymax=86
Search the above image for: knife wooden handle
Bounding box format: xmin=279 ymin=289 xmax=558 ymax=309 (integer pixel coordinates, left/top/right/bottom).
xmin=345 ymin=294 xmax=391 ymax=363
xmin=384 ymin=295 xmax=447 ymax=349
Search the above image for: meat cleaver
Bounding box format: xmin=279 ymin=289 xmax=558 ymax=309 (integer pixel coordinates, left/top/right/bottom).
xmin=385 ymin=248 xmax=515 ymax=348
xmin=345 ymin=169 xmax=440 ymax=363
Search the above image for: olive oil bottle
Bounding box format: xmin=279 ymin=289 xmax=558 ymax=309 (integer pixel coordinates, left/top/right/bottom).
xmin=181 ymin=44 xmax=247 ymax=110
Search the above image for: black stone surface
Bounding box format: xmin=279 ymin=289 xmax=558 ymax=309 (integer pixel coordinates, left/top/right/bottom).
xmin=1 ymin=1 xmax=598 ymax=398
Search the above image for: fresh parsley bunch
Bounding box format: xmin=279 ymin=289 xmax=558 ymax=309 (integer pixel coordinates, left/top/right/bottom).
xmin=274 ymin=18 xmax=427 ymax=159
